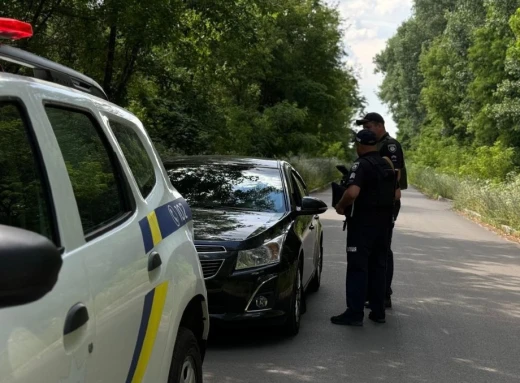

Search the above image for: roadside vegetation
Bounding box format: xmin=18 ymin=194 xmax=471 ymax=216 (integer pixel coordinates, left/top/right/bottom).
xmin=377 ymin=0 xmax=520 ymax=237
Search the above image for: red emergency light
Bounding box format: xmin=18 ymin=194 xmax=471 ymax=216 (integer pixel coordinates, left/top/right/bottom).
xmin=0 ymin=18 xmax=33 ymax=40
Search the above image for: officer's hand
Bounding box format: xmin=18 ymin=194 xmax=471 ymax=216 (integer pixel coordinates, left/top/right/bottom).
xmin=395 ymin=188 xmax=401 ymax=200
xmin=336 ymin=205 xmax=345 ymax=215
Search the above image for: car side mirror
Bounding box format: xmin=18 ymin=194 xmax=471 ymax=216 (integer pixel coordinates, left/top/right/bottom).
xmin=0 ymin=225 xmax=63 ymax=309
xmin=294 ymin=196 xmax=328 ymax=216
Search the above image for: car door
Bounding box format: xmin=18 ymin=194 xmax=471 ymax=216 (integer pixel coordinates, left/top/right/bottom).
xmin=292 ymin=171 xmax=320 ymax=286
xmin=0 ymin=95 xmax=93 ymax=382
xmin=288 ymin=168 xmax=316 ymax=287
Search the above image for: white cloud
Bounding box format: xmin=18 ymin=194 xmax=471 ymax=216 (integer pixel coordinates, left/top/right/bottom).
xmin=345 ymin=28 xmax=377 ymax=40
xmin=328 ymin=0 xmax=413 ymax=136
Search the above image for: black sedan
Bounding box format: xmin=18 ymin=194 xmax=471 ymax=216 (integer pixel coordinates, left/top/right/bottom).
xmin=164 ymin=156 xmax=328 ymax=336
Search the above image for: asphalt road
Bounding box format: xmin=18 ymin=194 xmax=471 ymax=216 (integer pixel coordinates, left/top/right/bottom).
xmin=203 ymin=187 xmax=520 ymax=383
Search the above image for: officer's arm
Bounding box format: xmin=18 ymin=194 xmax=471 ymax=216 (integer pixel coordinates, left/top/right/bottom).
xmin=381 ymin=142 xmax=404 ymax=182
xmin=337 ymin=185 xmax=360 ymax=208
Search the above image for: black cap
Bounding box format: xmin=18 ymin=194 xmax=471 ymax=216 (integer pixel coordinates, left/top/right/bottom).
xmin=355 ymin=129 xmax=377 ymax=145
xmin=356 ymin=112 xmax=385 ymax=125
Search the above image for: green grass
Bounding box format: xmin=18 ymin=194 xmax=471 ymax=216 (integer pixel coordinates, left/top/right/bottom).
xmin=286 ymin=155 xmax=347 ymax=191
xmin=409 ymin=164 xmax=520 ymax=234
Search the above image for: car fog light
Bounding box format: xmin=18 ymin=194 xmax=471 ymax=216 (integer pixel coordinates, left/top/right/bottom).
xmin=255 ymin=296 xmax=269 ymax=309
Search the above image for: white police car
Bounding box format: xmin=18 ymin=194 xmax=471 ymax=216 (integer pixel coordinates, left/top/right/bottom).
xmin=0 ymin=18 xmax=209 ymax=383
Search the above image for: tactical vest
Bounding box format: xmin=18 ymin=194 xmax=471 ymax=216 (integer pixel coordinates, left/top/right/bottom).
xmin=350 ymin=156 xmax=395 ymax=221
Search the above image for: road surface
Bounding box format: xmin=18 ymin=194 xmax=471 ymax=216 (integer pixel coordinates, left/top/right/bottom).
xmin=203 ymin=187 xmax=520 ymax=383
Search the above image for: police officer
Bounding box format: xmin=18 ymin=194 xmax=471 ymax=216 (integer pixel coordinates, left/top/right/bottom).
xmin=330 ymin=129 xmax=396 ymax=326
xmin=356 ymin=112 xmax=406 ymax=308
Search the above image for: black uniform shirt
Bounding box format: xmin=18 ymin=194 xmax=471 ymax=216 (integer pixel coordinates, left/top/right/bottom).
xmin=346 ymin=151 xmax=394 ymax=224
xmin=377 ymin=132 xmax=405 ymax=188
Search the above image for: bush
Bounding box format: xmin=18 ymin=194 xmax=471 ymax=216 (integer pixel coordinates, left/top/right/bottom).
xmin=286 ymin=155 xmax=347 ymax=191
xmin=409 ymin=164 xmax=520 ymax=233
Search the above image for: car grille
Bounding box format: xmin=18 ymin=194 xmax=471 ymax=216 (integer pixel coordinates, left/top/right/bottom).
xmin=195 ymin=245 xmax=227 ymax=253
xmin=200 ymin=259 xmax=224 ymax=279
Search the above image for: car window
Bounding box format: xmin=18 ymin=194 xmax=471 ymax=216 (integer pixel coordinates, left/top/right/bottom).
xmin=293 ymin=172 xmax=308 ymax=197
xmin=0 ymin=101 xmax=55 ymax=240
xmin=167 ymin=164 xmax=286 ymax=213
xmin=108 ymin=119 xmax=156 ymax=199
xmin=45 ymin=105 xmax=131 ymax=236
xmin=290 ymin=173 xmax=304 ymax=206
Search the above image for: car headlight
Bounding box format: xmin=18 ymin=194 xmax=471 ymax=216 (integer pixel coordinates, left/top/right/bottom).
xmin=236 ymin=234 xmax=285 ymax=270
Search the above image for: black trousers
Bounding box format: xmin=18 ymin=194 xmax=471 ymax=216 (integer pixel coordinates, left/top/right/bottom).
xmin=345 ymin=220 xmax=391 ymax=320
xmin=386 ymin=199 xmax=401 ymax=298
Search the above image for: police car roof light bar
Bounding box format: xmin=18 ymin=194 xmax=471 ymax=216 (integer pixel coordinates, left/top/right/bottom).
xmin=0 ymin=18 xmax=33 ymax=40
xmin=0 ymin=18 xmax=108 ymax=100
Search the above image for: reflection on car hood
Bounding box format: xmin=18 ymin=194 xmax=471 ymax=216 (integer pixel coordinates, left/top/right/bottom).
xmin=192 ymin=208 xmax=285 ymax=241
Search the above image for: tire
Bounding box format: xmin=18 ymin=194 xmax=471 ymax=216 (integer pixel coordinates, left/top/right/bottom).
xmin=281 ymin=261 xmax=303 ymax=336
xmin=168 ymin=327 xmax=203 ymax=383
xmin=308 ymin=237 xmax=323 ymax=293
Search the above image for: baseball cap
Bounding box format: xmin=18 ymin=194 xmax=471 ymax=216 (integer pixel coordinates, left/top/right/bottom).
xmin=355 ymin=129 xmax=377 ymax=145
xmin=355 ymin=112 xmax=385 ymax=125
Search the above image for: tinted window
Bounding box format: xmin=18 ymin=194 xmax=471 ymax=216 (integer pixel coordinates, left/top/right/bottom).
xmin=109 ymin=119 xmax=156 ymax=198
xmin=293 ymin=173 xmax=308 ymax=197
xmin=167 ymin=164 xmax=285 ymax=213
xmin=0 ymin=102 xmax=54 ymax=239
xmin=45 ymin=106 xmax=130 ymax=235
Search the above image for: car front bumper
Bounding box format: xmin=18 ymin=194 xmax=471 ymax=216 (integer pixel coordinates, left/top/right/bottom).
xmin=203 ymin=260 xmax=296 ymax=326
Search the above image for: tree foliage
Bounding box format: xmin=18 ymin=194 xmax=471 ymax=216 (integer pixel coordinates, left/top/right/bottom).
xmin=2 ymin=0 xmax=363 ymax=161
xmin=375 ymin=0 xmax=520 ymax=179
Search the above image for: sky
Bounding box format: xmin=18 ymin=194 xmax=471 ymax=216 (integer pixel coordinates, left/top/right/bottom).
xmin=327 ymin=0 xmax=414 ymax=137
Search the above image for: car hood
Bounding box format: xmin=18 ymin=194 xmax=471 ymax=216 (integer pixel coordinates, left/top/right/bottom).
xmin=192 ymin=208 xmax=285 ymax=241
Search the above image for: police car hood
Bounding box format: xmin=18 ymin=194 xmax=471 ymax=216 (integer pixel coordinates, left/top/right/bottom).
xmin=191 ymin=208 xmax=284 ymax=241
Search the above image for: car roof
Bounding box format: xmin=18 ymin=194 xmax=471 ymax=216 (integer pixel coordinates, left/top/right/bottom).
xmin=164 ymin=155 xmax=282 ymax=169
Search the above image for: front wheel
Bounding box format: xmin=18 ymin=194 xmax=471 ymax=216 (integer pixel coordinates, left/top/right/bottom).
xmin=168 ymin=327 xmax=203 ymax=383
xmin=281 ymin=262 xmax=303 ymax=336
xmin=308 ymin=238 xmax=323 ymax=293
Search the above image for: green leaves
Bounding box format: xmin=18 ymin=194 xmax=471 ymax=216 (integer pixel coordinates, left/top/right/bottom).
xmin=378 ymin=0 xmax=520 ymax=179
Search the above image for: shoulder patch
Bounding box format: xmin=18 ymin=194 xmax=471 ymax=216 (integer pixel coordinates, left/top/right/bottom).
xmin=349 ymin=172 xmax=356 ymax=179
xmin=388 ymin=144 xmax=397 ymax=153
xmin=351 ymin=162 xmax=359 ymax=171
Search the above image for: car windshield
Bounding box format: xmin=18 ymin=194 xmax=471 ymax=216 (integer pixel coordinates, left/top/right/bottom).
xmin=166 ymin=164 xmax=286 ymax=213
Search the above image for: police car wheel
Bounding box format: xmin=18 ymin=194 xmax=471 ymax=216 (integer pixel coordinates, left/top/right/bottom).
xmin=168 ymin=327 xmax=203 ymax=383
xmin=281 ymin=262 xmax=303 ymax=336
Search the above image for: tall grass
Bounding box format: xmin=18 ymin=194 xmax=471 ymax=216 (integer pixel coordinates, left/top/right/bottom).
xmin=409 ymin=164 xmax=520 ymax=233
xmin=286 ymin=155 xmax=347 ymax=191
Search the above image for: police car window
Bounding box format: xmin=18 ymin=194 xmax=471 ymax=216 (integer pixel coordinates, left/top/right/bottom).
xmin=45 ymin=106 xmax=130 ymax=236
xmin=0 ymin=102 xmax=55 ymax=240
xmin=109 ymin=119 xmax=156 ymax=199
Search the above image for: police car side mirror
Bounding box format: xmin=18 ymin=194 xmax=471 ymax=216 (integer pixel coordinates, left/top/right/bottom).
xmin=0 ymin=225 xmax=63 ymax=309
xmin=295 ymin=197 xmax=328 ymax=216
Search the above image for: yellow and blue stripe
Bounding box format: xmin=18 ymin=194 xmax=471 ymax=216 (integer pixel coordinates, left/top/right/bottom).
xmin=125 ymin=281 xmax=169 ymax=383
xmin=138 ymin=197 xmax=193 ymax=253
xmin=126 ymin=197 xmax=193 ymax=382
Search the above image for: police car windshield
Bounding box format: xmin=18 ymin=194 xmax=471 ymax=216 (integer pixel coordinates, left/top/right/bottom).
xmin=167 ymin=164 xmax=285 ymax=213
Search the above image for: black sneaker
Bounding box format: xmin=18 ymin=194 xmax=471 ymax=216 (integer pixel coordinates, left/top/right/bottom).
xmin=330 ymin=312 xmax=363 ymax=326
xmin=368 ymin=312 xmax=386 ymax=324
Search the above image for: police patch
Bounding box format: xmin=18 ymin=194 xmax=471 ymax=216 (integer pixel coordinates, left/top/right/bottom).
xmin=351 ymin=162 xmax=359 ymax=171
xmin=350 ymin=172 xmax=356 ymax=179
xmin=388 ymin=144 xmax=397 ymax=153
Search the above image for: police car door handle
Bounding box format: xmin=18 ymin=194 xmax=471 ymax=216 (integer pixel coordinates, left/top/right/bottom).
xmin=148 ymin=251 xmax=162 ymax=272
xmin=309 ymin=224 xmax=315 ymax=230
xmin=64 ymin=303 xmax=89 ymax=335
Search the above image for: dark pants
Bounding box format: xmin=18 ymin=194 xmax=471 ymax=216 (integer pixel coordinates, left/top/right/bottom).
xmin=345 ymin=220 xmax=391 ymax=320
xmin=386 ymin=199 xmax=401 ymax=298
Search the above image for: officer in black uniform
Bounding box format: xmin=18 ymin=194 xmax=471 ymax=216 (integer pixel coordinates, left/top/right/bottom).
xmin=356 ymin=112 xmax=407 ymax=308
xmin=330 ymin=130 xmax=396 ymax=326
